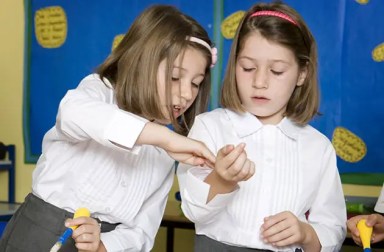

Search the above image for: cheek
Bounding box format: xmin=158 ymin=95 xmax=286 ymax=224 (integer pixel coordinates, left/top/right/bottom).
xmin=236 ymin=72 xmax=253 ymax=88
xmin=191 ymin=89 xmax=199 ymax=101
xmin=235 ymin=68 xmax=243 ymax=83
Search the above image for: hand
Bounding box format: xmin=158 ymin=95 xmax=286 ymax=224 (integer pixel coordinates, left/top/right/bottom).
xmin=347 ymin=215 xmax=369 ymax=246
xmin=138 ymin=122 xmax=216 ymax=167
xmin=204 ymin=143 xmax=255 ymax=202
xmin=214 ymin=143 xmax=255 ymax=183
xmin=164 ymin=131 xmax=216 ymax=168
xmin=65 ymin=216 xmax=102 ymax=252
xmin=347 ymin=214 xmax=384 ymax=245
xmin=261 ymin=211 xmax=319 ymax=250
xmin=367 ymin=214 xmax=384 ymax=243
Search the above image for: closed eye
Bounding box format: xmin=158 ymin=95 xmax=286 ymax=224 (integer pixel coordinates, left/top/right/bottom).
xmin=192 ymin=82 xmax=200 ymax=89
xmin=243 ymin=67 xmax=255 ymax=72
xmin=271 ymin=70 xmax=283 ymax=75
xmin=172 ymin=77 xmax=180 ymax=82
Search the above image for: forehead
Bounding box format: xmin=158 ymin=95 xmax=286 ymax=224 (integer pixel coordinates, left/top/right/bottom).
xmin=239 ymin=31 xmax=295 ymax=63
xmin=173 ymin=47 xmax=207 ymax=70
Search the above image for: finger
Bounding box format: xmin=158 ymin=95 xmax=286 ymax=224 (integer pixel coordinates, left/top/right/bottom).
xmin=241 ymin=160 xmax=255 ymax=181
xmin=366 ymin=214 xmax=379 ymax=226
xmin=72 ymin=221 xmax=100 ymax=238
xmin=171 ymin=152 xmax=206 ymax=167
xmin=262 ymin=217 xmax=290 ymax=238
xmin=72 ymin=225 xmax=96 ymax=239
xmin=270 ymin=235 xmax=296 ymax=247
xmin=223 ymin=144 xmax=235 ymax=155
xmin=222 ymin=143 xmax=246 ymax=168
xmin=264 ymin=226 xmax=294 ymax=245
xmin=263 ymin=212 xmax=288 ymax=230
xmin=227 ymin=151 xmax=247 ymax=177
xmin=65 ymin=216 xmax=92 ymax=228
xmin=189 ymin=156 xmax=206 ymax=166
xmin=217 ymin=145 xmax=234 ymax=159
xmin=204 ymin=159 xmax=215 ymax=169
xmin=246 ymin=161 xmax=256 ymax=180
xmin=231 ymin=157 xmax=252 ymax=181
xmin=352 ymin=236 xmax=362 ymax=246
xmin=196 ymin=143 xmax=216 ymax=164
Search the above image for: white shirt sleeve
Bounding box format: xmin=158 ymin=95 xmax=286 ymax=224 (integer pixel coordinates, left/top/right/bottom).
xmin=56 ymin=75 xmax=147 ymax=153
xmin=307 ymin=144 xmax=347 ymax=251
xmin=177 ymin=116 xmax=238 ymax=224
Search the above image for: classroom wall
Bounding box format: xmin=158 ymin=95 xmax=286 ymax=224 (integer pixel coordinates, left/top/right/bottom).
xmin=0 ymin=0 xmax=35 ymax=202
xmin=0 ymin=0 xmax=382 ymax=251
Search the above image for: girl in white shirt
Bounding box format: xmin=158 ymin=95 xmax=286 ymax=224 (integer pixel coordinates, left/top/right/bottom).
xmin=0 ymin=5 xmax=217 ymax=252
xmin=177 ymin=2 xmax=346 ymax=252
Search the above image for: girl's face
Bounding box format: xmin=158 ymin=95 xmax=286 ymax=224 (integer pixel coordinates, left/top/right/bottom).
xmin=236 ymin=31 xmax=307 ymax=125
xmin=157 ymin=47 xmax=207 ymax=124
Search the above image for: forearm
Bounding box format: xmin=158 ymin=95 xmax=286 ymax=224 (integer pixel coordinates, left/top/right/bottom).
xmin=204 ymin=170 xmax=237 ymax=203
xmin=97 ymin=241 xmax=107 ymax=252
xmin=301 ymin=222 xmax=321 ymax=252
xmin=136 ymin=122 xmax=170 ymax=147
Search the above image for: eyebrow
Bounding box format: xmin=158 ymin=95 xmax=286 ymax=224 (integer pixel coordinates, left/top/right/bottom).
xmin=238 ymin=56 xmax=290 ymax=65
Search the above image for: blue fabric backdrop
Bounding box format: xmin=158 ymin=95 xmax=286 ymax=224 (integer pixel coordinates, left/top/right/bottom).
xmin=24 ymin=0 xmax=384 ymax=178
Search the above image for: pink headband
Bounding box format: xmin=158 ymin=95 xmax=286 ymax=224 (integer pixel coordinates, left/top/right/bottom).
xmin=188 ymin=36 xmax=218 ymax=68
xmin=250 ymin=10 xmax=297 ymax=26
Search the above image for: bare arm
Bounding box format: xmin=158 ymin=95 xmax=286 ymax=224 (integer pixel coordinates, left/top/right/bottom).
xmin=137 ymin=122 xmax=216 ymax=167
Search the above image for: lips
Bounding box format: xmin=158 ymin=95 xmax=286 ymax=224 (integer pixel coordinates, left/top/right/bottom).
xmin=251 ymin=96 xmax=270 ymax=104
xmin=252 ymin=96 xmax=269 ymax=100
xmin=173 ymin=105 xmax=182 ymax=117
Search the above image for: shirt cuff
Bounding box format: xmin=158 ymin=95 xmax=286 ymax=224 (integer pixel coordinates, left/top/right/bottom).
xmin=100 ymin=232 xmax=119 ymax=251
xmin=104 ymin=110 xmax=148 ymax=153
xmin=311 ymin=223 xmax=343 ymax=252
xmin=186 ymin=168 xmax=238 ymax=207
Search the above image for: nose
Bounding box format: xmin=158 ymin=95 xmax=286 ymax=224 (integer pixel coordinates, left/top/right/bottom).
xmin=180 ymin=82 xmax=193 ymax=102
xmin=252 ymin=69 xmax=268 ymax=89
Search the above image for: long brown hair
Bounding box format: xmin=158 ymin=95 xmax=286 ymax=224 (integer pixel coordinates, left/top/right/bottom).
xmin=221 ymin=1 xmax=319 ymax=125
xmin=97 ymin=5 xmax=212 ymax=135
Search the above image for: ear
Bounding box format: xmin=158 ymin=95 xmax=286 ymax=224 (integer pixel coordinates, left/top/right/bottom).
xmin=297 ymin=66 xmax=308 ymax=87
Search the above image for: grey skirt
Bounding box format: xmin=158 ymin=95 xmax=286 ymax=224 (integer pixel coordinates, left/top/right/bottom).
xmin=195 ymin=235 xmax=302 ymax=252
xmin=0 ymin=193 xmax=118 ymax=252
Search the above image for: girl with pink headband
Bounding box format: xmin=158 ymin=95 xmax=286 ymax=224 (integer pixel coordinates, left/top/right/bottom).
xmin=0 ymin=5 xmax=217 ymax=252
xmin=178 ymin=2 xmax=346 ymax=251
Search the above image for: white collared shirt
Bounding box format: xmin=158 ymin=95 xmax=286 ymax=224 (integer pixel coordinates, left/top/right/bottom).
xmin=32 ymin=74 xmax=175 ymax=252
xmin=177 ymin=108 xmax=346 ymax=252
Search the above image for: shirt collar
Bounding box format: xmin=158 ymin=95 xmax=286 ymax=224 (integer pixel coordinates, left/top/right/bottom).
xmin=225 ymin=109 xmax=300 ymax=140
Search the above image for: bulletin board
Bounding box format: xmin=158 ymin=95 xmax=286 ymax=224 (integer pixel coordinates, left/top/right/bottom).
xmin=24 ymin=0 xmax=384 ymax=185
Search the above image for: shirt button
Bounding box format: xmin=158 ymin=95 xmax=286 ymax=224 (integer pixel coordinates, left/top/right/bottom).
xmin=105 ymin=207 xmax=111 ymax=212
xmin=121 ymin=181 xmax=127 ymax=187
xmin=266 ymin=157 xmax=273 ymax=163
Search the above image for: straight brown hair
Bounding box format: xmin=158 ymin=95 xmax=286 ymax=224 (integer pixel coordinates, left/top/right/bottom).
xmin=97 ymin=5 xmax=213 ymax=135
xmin=221 ymin=1 xmax=319 ymax=125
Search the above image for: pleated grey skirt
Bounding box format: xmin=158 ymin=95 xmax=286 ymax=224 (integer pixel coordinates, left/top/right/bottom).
xmin=0 ymin=193 xmax=118 ymax=252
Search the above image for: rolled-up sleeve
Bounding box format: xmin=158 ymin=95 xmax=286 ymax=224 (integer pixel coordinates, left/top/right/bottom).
xmin=56 ymin=75 xmax=148 ymax=153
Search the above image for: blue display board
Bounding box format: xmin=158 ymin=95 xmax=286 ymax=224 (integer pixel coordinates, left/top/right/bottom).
xmin=24 ymin=0 xmax=384 ymax=180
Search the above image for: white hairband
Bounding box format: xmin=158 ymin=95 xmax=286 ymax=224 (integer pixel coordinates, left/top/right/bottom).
xmin=188 ymin=36 xmax=217 ymax=68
